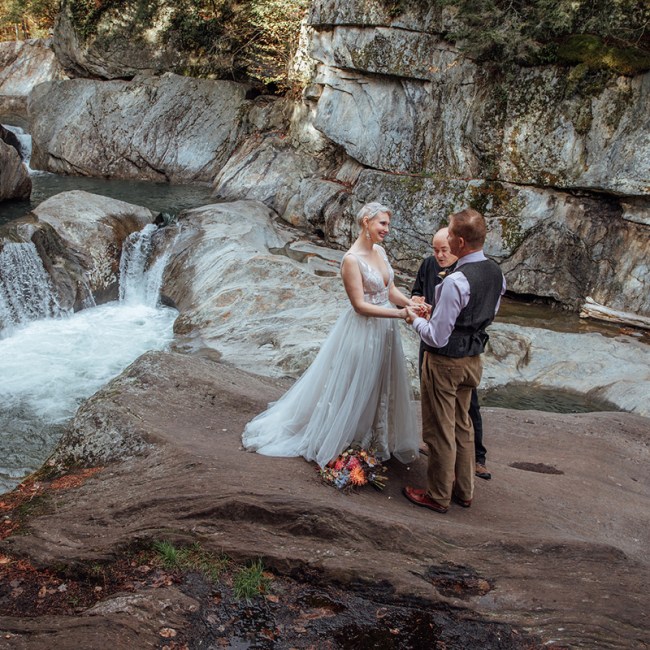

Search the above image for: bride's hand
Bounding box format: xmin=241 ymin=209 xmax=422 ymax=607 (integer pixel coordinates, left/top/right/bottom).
xmin=403 ymin=306 xmax=417 ymax=324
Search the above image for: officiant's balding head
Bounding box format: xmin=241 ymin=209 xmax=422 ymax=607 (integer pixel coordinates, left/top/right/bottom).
xmin=432 ymin=227 xmax=457 ymax=269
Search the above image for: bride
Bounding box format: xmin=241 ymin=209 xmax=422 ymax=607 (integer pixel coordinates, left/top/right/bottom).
xmin=242 ymin=202 xmax=421 ymax=468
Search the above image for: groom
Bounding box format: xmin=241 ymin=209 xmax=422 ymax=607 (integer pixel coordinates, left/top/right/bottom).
xmin=403 ymin=208 xmax=505 ymax=514
xmin=411 ymin=226 xmax=491 ymax=480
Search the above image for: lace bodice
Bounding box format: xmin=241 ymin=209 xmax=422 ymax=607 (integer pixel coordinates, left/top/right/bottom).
xmin=344 ymin=246 xmax=394 ymax=305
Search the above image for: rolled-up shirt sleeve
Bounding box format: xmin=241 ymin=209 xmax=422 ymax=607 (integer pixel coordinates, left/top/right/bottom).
xmin=412 ymin=273 xmax=469 ymax=348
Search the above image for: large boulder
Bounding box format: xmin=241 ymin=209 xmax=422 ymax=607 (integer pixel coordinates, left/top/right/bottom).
xmin=212 ymin=134 xmax=350 ymax=231
xmin=0 ymin=38 xmax=67 ymax=120
xmin=28 ymin=73 xmax=250 ymax=182
xmin=52 ymin=0 xmax=307 ymax=87
xmin=3 ymin=190 xmax=155 ymax=309
xmin=52 ymin=0 xmax=191 ymax=80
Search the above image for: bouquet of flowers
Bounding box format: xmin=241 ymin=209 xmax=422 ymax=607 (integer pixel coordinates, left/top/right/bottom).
xmin=319 ymin=447 xmax=388 ymax=492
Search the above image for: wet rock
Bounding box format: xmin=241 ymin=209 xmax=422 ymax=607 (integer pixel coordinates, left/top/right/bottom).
xmin=0 ymin=139 xmax=30 ymax=201
xmin=0 ymin=586 xmax=196 ymax=649
xmin=484 ymin=323 xmax=650 ymax=418
xmin=156 ymin=199 xmax=650 ymax=416
xmin=31 ymin=190 xmax=154 ymax=301
xmin=161 ymin=199 xmax=348 ymax=377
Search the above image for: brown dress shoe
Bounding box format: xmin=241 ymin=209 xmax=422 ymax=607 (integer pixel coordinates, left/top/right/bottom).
xmin=475 ymin=463 xmax=492 ymax=480
xmin=402 ymin=486 xmax=448 ymax=513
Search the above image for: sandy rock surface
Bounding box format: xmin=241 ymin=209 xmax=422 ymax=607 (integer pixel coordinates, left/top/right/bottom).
xmin=1 ymin=351 xmax=647 ymax=648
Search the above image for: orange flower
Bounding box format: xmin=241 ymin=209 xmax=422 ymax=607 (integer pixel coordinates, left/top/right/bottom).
xmin=349 ymin=466 xmax=367 ymax=486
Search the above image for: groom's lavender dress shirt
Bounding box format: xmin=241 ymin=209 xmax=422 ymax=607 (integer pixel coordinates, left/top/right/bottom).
xmin=411 ymin=250 xmax=506 ymax=349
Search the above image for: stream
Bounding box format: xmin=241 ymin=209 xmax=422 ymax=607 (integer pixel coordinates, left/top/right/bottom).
xmin=0 ymin=194 xmax=181 ymax=492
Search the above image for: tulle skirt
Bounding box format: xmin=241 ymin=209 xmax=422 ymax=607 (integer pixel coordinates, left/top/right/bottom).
xmin=242 ymin=304 xmax=419 ymax=468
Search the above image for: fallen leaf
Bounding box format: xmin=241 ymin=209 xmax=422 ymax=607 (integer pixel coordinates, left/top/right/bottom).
xmin=265 ymin=594 xmax=279 ymax=603
xmin=159 ymin=627 xmax=177 ymax=638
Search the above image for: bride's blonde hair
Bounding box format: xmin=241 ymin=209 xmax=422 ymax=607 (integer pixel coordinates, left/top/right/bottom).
xmin=356 ymin=202 xmax=392 ymax=228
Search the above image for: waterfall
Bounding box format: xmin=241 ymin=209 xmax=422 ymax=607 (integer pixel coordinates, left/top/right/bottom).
xmin=119 ymin=223 xmax=178 ymax=307
xmin=0 ymin=242 xmax=65 ymax=334
xmin=0 ymin=224 xmax=180 ymax=493
xmin=0 ymin=223 xmax=175 ymax=336
xmin=1 ymin=124 xmax=35 ymax=173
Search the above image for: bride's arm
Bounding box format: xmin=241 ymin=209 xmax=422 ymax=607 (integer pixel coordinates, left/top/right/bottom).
xmin=388 ymin=282 xmax=415 ymax=308
xmin=341 ymin=256 xmax=407 ymax=319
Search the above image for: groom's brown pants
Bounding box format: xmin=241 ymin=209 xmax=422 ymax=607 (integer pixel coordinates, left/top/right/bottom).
xmin=421 ymin=352 xmax=483 ymax=507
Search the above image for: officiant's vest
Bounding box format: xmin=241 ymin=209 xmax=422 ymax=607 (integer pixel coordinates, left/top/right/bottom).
xmin=425 ymin=259 xmax=503 ymax=358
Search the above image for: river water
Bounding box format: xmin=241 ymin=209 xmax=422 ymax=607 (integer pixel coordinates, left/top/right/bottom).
xmin=0 ymin=169 xmax=199 ymax=493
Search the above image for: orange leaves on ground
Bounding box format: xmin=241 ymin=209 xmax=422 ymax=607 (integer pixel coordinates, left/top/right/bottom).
xmin=50 ymin=467 xmax=102 ymax=491
xmin=0 ymin=467 xmax=103 ymax=540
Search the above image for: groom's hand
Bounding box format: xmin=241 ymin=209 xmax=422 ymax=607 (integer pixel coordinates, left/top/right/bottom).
xmin=405 ymin=306 xmax=418 ymax=324
xmin=411 ymin=302 xmax=430 ymax=319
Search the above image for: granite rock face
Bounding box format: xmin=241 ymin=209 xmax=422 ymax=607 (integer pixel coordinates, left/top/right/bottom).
xmin=214 ymin=0 xmax=650 ymax=316
xmin=161 ymin=200 xmax=348 ymax=376
xmin=17 ymin=0 xmax=650 ymax=317
xmin=3 ymin=350 xmax=646 ymax=649
xmin=153 ymin=199 xmax=650 ymax=416
xmin=28 ymin=74 xmax=250 ymax=183
xmin=307 ymin=23 xmax=650 ymax=195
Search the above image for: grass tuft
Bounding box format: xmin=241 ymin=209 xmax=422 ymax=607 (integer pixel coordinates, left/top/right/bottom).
xmin=233 ymin=559 xmax=271 ymax=601
xmin=153 ymin=541 xmax=229 ymax=581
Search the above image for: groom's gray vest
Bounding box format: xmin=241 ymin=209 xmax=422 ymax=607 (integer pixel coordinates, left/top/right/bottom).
xmin=424 ymin=259 xmax=503 ymax=358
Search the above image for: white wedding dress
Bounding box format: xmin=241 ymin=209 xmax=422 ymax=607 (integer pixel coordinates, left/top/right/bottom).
xmin=242 ymin=246 xmax=419 ymax=468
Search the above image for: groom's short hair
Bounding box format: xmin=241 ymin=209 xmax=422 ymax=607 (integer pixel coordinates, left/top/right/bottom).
xmin=449 ymin=208 xmax=486 ymax=248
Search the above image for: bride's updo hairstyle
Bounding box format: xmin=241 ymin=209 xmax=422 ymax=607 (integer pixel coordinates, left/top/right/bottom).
xmin=357 ymin=202 xmax=392 ymax=228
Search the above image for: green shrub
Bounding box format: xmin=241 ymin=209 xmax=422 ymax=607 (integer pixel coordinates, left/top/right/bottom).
xmin=433 ymin=0 xmax=649 ymax=74
xmin=0 ymin=0 xmax=59 ymax=38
